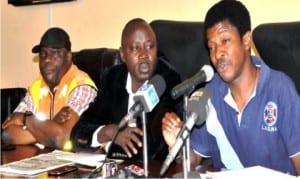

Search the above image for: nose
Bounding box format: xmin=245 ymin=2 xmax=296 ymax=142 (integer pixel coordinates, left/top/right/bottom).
xmin=44 ymin=55 xmax=57 ymax=64
xmin=41 ymin=51 xmax=57 ymax=63
xmin=44 ymin=56 xmax=53 ymax=62
xmin=138 ymin=48 xmax=149 ymax=60
xmin=214 ymin=45 xmax=225 ymax=61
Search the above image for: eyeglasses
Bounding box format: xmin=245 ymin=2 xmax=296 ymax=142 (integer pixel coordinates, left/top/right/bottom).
xmin=39 ymin=48 xmax=67 ymax=60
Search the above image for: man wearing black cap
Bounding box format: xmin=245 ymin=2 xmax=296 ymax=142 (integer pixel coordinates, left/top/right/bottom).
xmin=2 ymin=27 xmax=97 ymax=150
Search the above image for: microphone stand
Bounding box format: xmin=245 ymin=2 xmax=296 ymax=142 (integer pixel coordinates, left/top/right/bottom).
xmin=182 ymin=93 xmax=190 ymax=178
xmin=173 ymin=89 xmax=201 ymax=179
xmin=141 ymin=110 xmax=149 ymax=177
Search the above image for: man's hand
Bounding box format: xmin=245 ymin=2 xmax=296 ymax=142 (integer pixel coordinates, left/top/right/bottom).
xmin=2 ymin=112 xmax=37 ymax=145
xmin=162 ymin=112 xmax=183 ymax=148
xmin=2 ymin=113 xmax=24 ymax=129
xmin=53 ymin=106 xmax=74 ymax=123
xmin=114 ymin=127 xmax=143 ymax=158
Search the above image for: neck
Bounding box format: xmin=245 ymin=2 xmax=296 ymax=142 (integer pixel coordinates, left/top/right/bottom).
xmin=230 ymin=65 xmax=259 ymax=111
xmin=131 ymin=80 xmax=144 ymax=93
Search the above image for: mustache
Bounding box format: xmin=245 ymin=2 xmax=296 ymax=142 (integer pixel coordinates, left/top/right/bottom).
xmin=215 ymin=58 xmax=231 ymax=70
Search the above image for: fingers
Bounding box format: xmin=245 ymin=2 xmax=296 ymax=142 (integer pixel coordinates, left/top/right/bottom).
xmin=2 ymin=117 xmax=11 ymax=129
xmin=115 ymin=127 xmax=143 ymax=158
xmin=122 ymin=140 xmax=136 ymax=158
xmin=2 ymin=115 xmax=23 ymax=129
xmin=162 ymin=112 xmax=184 ymax=148
xmin=162 ymin=112 xmax=182 ymax=132
xmin=130 ymin=130 xmax=143 ymax=148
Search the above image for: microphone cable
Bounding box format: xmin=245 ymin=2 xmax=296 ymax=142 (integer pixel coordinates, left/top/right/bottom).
xmin=88 ymin=126 xmax=123 ymax=178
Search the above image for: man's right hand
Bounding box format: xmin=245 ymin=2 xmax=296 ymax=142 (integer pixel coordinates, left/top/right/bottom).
xmin=162 ymin=112 xmax=183 ymax=148
xmin=53 ymin=106 xmax=74 ymax=123
xmin=114 ymin=126 xmax=143 ymax=158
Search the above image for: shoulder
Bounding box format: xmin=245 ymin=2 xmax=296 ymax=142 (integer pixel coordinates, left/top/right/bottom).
xmin=101 ymin=63 xmax=127 ymax=89
xmin=253 ymin=56 xmax=294 ymax=86
xmin=258 ymin=58 xmax=298 ymax=96
xmin=103 ymin=63 xmax=127 ymax=81
xmin=69 ymin=65 xmax=97 ymax=88
xmin=68 ymin=64 xmax=92 ymax=81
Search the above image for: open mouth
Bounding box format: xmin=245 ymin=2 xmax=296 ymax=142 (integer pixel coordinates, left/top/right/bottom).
xmin=217 ymin=62 xmax=229 ymax=73
xmin=138 ymin=63 xmax=150 ymax=73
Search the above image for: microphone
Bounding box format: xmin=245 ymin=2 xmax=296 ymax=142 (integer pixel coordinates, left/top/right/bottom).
xmin=118 ymin=75 xmax=166 ymax=128
xmin=89 ymin=75 xmax=166 ymax=178
xmin=160 ymin=88 xmax=210 ymax=176
xmin=170 ymin=65 xmax=214 ymax=99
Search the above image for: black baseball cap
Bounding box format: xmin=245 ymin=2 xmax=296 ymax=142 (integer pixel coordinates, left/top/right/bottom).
xmin=32 ymin=27 xmax=71 ymax=53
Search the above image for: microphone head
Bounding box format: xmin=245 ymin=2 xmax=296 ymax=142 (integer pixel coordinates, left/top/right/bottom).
xmin=201 ymin=64 xmax=214 ymax=82
xmin=187 ymin=87 xmax=210 ymax=126
xmin=133 ymin=75 xmax=166 ymax=113
xmin=147 ymin=74 xmax=166 ymax=97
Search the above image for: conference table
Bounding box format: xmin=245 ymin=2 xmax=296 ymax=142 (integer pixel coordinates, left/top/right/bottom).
xmin=1 ymin=144 xmax=215 ymax=178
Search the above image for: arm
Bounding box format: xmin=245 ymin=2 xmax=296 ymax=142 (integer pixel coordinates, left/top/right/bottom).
xmin=3 ymin=85 xmax=96 ymax=149
xmin=1 ymin=106 xmax=78 ymax=148
xmin=28 ymin=85 xmax=97 ymax=149
xmin=291 ymin=154 xmax=300 ymax=176
xmin=278 ymin=81 xmax=300 ymax=176
xmin=70 ymin=86 xmax=112 ymax=150
xmin=25 ymin=106 xmax=79 ymax=148
xmin=70 ymin=68 xmax=128 ymax=151
xmin=190 ymin=149 xmax=203 ymax=170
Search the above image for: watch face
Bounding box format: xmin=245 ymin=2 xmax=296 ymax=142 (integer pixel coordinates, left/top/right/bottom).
xmin=24 ymin=111 xmax=33 ymax=116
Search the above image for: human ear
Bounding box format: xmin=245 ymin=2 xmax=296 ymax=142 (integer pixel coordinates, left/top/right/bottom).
xmin=119 ymin=47 xmax=126 ymax=63
xmin=243 ymin=31 xmax=252 ymax=51
xmin=66 ymin=51 xmax=72 ymax=63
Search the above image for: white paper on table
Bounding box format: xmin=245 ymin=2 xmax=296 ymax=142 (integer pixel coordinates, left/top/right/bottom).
xmin=0 ymin=150 xmax=107 ymax=176
xmin=200 ymin=166 xmax=297 ymax=179
xmin=50 ymin=150 xmax=106 ymax=168
xmin=0 ymin=153 xmax=73 ymax=176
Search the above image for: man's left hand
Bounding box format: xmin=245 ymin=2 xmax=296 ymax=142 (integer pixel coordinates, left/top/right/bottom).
xmin=2 ymin=113 xmax=24 ymax=129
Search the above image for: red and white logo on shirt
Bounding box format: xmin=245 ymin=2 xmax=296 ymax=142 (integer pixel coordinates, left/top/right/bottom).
xmin=263 ymin=101 xmax=278 ymax=127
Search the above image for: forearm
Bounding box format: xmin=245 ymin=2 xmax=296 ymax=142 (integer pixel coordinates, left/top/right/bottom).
xmin=292 ymin=154 xmax=300 ymax=176
xmin=190 ymin=149 xmax=203 ymax=170
xmin=26 ymin=114 xmax=77 ymax=149
xmin=25 ymin=116 xmax=65 ymax=148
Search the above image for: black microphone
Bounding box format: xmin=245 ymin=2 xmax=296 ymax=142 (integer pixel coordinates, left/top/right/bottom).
xmin=118 ymin=74 xmax=166 ymax=128
xmin=160 ymin=88 xmax=210 ymax=176
xmin=171 ymin=65 xmax=214 ymax=99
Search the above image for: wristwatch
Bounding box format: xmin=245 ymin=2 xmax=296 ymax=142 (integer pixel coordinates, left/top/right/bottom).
xmin=22 ymin=111 xmax=33 ymax=130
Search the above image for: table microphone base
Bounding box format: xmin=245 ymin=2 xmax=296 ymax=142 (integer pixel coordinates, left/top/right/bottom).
xmin=173 ymin=171 xmax=201 ymax=178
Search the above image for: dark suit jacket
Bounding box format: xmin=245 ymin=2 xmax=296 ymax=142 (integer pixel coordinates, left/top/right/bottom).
xmin=70 ymin=57 xmax=182 ymax=161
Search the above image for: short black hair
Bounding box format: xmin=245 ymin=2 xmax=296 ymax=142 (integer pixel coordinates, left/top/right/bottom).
xmin=204 ymin=0 xmax=251 ymax=44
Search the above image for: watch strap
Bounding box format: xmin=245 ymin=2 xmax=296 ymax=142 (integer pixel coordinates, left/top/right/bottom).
xmin=23 ymin=111 xmax=33 ymax=129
